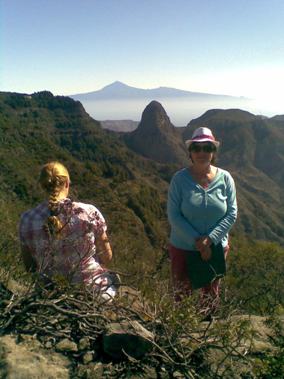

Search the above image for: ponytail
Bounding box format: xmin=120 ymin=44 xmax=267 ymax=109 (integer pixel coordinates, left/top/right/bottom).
xmin=39 ymin=162 xmax=69 ymax=238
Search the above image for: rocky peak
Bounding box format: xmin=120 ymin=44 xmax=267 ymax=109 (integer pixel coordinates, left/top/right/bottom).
xmin=123 ymin=101 xmax=187 ymax=164
xmin=137 ymin=100 xmax=174 ymax=134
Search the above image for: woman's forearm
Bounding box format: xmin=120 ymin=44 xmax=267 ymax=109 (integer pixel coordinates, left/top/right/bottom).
xmin=96 ymin=232 xmax=113 ymax=265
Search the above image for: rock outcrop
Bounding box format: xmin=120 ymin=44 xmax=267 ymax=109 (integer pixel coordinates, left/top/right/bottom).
xmin=0 ymin=334 xmax=70 ymax=379
xmin=103 ymin=320 xmax=154 ymax=359
xmin=0 ymin=278 xmax=283 ymax=378
xmin=124 ymin=101 xmax=187 ymax=164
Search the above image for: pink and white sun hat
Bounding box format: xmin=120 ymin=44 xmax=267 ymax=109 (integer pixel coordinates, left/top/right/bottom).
xmin=185 ymin=127 xmax=220 ymax=148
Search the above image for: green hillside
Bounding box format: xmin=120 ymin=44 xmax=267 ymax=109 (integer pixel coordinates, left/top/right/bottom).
xmin=0 ymin=91 xmax=173 ymax=286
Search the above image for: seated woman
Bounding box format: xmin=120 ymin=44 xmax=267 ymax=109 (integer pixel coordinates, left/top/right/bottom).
xmin=19 ymin=161 xmax=118 ymax=299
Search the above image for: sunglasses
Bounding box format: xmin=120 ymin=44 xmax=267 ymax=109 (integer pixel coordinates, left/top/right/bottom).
xmin=189 ymin=143 xmax=216 ymax=153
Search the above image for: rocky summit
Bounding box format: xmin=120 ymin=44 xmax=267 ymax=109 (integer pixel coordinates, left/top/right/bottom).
xmin=123 ymin=101 xmax=187 ymax=164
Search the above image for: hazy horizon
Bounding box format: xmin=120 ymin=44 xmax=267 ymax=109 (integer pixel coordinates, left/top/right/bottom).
xmin=80 ymin=97 xmax=279 ymax=126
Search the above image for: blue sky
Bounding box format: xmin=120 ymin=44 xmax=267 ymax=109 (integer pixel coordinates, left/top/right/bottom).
xmin=1 ymin=0 xmax=284 ymax=109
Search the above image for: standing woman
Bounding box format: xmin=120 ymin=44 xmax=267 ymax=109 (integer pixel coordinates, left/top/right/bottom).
xmin=19 ymin=161 xmax=117 ymax=299
xmin=167 ymin=127 xmax=237 ymax=312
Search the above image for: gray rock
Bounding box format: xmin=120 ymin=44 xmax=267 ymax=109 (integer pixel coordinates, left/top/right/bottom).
xmin=17 ymin=334 xmax=42 ymax=349
xmin=45 ymin=341 xmax=53 ymax=349
xmin=103 ymin=320 xmax=154 ymax=359
xmin=55 ymin=338 xmax=78 ymax=353
xmin=77 ymin=362 xmax=104 ymax=379
xmin=78 ymin=337 xmax=91 ymax=351
xmin=82 ymin=351 xmax=94 ymax=364
xmin=173 ymin=371 xmax=184 ymax=378
xmin=0 ymin=335 xmax=70 ymax=379
xmin=7 ymin=278 xmax=28 ymax=295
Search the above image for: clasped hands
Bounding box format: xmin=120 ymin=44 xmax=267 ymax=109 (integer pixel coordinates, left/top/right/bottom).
xmin=195 ymin=236 xmax=212 ymax=261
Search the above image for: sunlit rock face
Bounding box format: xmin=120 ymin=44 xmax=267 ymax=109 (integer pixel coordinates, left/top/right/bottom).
xmin=124 ymin=101 xmax=187 ymax=165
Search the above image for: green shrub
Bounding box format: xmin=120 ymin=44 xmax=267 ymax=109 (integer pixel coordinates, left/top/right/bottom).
xmin=226 ymin=237 xmax=284 ymax=314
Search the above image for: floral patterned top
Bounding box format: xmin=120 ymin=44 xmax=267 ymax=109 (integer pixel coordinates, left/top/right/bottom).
xmin=19 ymin=198 xmax=108 ymax=286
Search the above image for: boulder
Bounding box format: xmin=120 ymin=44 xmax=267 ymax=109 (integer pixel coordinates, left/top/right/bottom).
xmin=103 ymin=320 xmax=154 ymax=359
xmin=55 ymin=338 xmax=78 ymax=353
xmin=0 ymin=335 xmax=70 ymax=379
xmin=78 ymin=337 xmax=91 ymax=351
xmin=76 ymin=362 xmax=104 ymax=379
xmin=82 ymin=351 xmax=94 ymax=364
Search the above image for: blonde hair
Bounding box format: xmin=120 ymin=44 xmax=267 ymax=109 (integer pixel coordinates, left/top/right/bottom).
xmin=39 ymin=161 xmax=70 ymax=238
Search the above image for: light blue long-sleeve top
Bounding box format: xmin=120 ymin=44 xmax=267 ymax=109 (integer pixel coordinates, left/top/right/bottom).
xmin=167 ymin=167 xmax=237 ymax=250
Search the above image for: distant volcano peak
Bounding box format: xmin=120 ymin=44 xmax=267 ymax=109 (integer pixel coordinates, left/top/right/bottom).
xmin=70 ymin=81 xmax=252 ymax=125
xmin=103 ymin=81 xmax=129 ymax=89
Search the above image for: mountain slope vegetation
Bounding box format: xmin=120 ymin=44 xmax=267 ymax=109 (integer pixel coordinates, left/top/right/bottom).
xmin=0 ymin=91 xmax=173 ymax=284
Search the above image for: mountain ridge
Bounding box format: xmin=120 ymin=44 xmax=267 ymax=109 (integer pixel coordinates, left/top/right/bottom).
xmin=69 ymin=81 xmax=255 ymax=125
xmin=71 ymin=81 xmax=249 ymax=101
